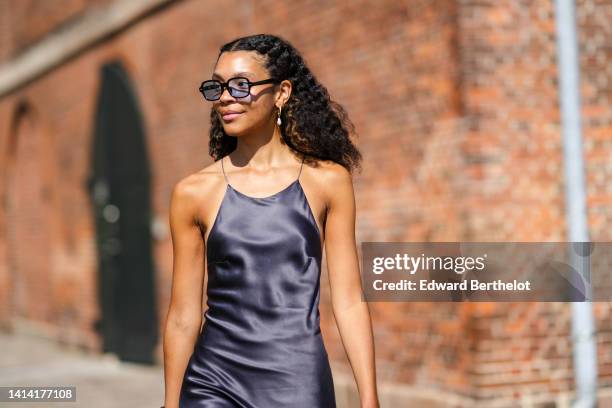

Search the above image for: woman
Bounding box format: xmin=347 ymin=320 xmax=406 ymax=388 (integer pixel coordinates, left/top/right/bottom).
xmin=163 ymin=33 xmax=379 ymax=408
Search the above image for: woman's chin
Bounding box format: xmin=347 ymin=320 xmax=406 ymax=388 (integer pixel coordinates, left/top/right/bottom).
xmin=222 ymin=125 xmax=247 ymax=137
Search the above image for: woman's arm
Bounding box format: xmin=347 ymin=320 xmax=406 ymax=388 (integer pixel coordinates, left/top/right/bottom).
xmin=163 ymin=179 xmax=206 ymax=408
xmin=324 ymin=167 xmax=380 ymax=408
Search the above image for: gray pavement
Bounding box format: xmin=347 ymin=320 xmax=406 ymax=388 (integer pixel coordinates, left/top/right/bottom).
xmin=0 ymin=332 xmax=164 ymax=408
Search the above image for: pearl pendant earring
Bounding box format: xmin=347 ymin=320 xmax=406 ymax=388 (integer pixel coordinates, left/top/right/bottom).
xmin=277 ymin=106 xmax=282 ymax=126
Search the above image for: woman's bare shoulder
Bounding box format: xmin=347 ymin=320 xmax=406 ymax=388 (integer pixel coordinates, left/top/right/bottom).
xmin=304 ymin=159 xmax=353 ymax=210
xmin=170 ymin=161 xmax=226 ymax=226
xmin=308 ymin=159 xmax=352 ymax=189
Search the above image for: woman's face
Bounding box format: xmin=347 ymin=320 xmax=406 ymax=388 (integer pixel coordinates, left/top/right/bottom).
xmin=211 ymin=51 xmax=282 ymax=137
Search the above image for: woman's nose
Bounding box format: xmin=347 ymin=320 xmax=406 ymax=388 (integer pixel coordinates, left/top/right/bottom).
xmin=219 ymin=86 xmax=236 ymax=102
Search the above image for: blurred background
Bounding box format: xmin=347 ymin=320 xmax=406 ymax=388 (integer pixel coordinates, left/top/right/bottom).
xmin=0 ymin=0 xmax=611 ymax=407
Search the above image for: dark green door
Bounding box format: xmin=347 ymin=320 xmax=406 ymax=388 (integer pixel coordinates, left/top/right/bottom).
xmin=87 ymin=60 xmax=158 ymax=364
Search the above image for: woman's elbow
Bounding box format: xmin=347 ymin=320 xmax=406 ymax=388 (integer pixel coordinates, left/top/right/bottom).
xmin=165 ymin=306 xmax=202 ymax=332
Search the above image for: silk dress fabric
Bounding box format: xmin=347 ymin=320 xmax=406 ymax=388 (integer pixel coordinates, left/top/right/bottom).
xmin=179 ymin=156 xmax=336 ymax=408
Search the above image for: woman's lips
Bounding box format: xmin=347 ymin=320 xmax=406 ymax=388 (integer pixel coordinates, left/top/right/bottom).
xmin=222 ymin=112 xmax=242 ymax=121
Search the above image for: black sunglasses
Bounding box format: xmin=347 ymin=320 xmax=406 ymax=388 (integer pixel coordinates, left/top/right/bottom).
xmin=199 ymin=76 xmax=280 ymax=101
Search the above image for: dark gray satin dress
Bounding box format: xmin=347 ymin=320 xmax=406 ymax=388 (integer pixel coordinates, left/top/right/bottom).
xmin=179 ymin=155 xmax=336 ymax=408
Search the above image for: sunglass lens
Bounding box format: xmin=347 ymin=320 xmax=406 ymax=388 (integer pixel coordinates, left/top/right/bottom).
xmin=228 ymin=78 xmax=249 ymax=98
xmin=201 ymin=81 xmax=222 ymax=100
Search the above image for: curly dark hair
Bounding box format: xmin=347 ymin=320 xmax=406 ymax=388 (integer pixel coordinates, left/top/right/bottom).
xmin=208 ymin=33 xmax=362 ymax=174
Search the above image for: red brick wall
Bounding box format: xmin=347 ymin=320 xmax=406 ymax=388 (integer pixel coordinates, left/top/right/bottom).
xmin=0 ymin=0 xmax=113 ymax=61
xmin=0 ymin=0 xmax=611 ymax=405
